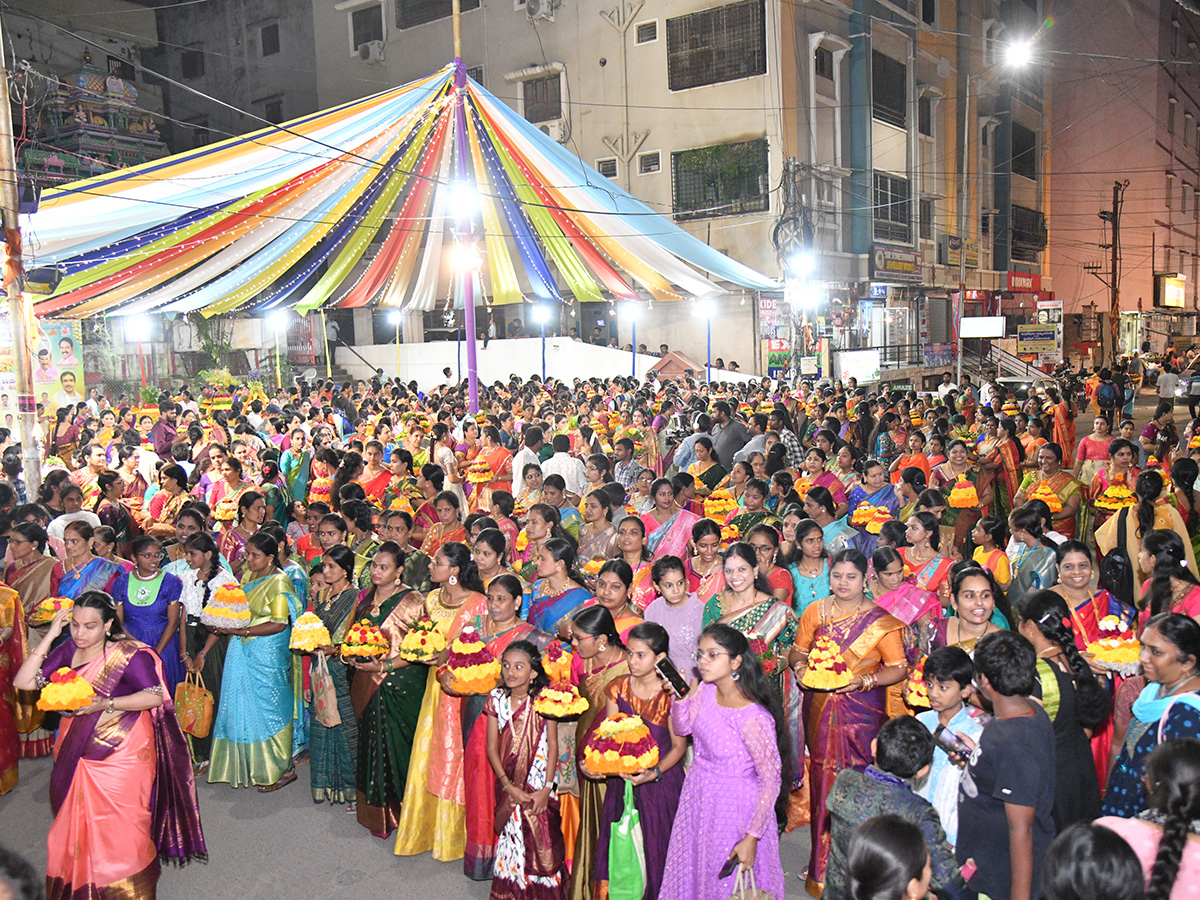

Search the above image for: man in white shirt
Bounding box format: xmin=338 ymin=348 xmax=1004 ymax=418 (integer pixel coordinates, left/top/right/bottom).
xmin=936 ymin=372 xmax=958 ymax=403
xmin=540 ymin=434 xmax=586 ymax=498
xmin=1158 ymin=363 xmax=1180 ymax=405
xmin=511 ymin=425 xmax=545 ymax=486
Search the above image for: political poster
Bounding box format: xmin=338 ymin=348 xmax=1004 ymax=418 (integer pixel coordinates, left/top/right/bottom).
xmin=33 ymin=319 xmax=85 ymax=411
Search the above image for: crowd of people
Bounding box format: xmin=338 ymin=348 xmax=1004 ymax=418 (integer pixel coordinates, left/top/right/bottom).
xmin=2 ymin=366 xmax=1200 ymax=900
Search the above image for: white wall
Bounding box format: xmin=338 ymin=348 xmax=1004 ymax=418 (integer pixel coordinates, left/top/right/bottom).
xmin=335 ymin=337 xmax=760 ymax=391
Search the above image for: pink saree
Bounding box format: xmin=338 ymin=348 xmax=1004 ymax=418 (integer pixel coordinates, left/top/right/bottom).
xmin=642 ymin=508 xmax=700 ymax=560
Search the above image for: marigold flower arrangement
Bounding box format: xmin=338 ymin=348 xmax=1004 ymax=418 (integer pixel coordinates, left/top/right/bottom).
xmin=582 ymin=712 xmax=659 ymax=774
xmin=466 ymin=458 xmax=493 ymax=484
xmin=948 ymin=476 xmax=980 ymax=509
xmin=581 ymin=557 xmax=605 ymax=577
xmin=200 ymin=585 xmax=251 ymax=630
xmin=515 ymin=529 xmax=530 ymax=552
xmin=850 ymin=502 xmax=876 ymax=527
xmin=542 ymin=642 xmax=573 ymax=683
xmin=794 ymin=477 xmax=813 ymax=500
xmin=389 ymin=495 xmax=415 ymax=513
xmin=746 ymin=631 xmax=778 ymax=676
xmin=1095 ymin=479 xmax=1137 ymax=511
xmin=720 ymin=523 xmax=740 ymax=547
xmin=1026 ymin=482 xmax=1062 ymax=513
xmin=29 ymin=597 xmax=73 ymax=626
xmin=704 ymin=489 xmax=738 ymax=521
xmin=341 ymin=619 xmax=391 ymax=659
xmin=443 ymin=625 xmax=501 ymax=694
xmin=1086 ymin=615 xmax=1141 ymax=675
xmin=1001 ymin=399 xmax=1020 ymax=416
xmin=1190 ymin=434 xmax=1200 ymax=450
xmin=1147 ymin=458 xmax=1173 ymax=492
xmin=289 ymin=611 xmax=332 ymax=652
xmin=534 ymin=680 xmax=590 ymax=718
xmin=904 ymin=656 xmax=930 ymax=708
xmin=37 ymin=668 xmax=96 ymax=712
xmin=866 ymin=507 xmax=894 ymax=535
xmin=398 ymin=617 xmax=445 ymax=662
xmin=801 ymin=634 xmax=853 ymax=690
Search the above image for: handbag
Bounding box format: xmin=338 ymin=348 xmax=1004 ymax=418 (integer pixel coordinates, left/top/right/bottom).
xmin=311 ymin=651 xmax=342 ymax=728
xmin=1099 ymin=507 xmax=1135 ymax=607
xmin=728 ymin=866 xmax=774 ymax=900
xmin=174 ymin=671 xmax=214 ymax=738
xmin=608 ymin=780 xmax=647 ymax=900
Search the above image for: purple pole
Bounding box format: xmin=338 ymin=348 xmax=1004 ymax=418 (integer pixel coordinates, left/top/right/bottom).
xmin=453 ymin=58 xmax=480 ymax=413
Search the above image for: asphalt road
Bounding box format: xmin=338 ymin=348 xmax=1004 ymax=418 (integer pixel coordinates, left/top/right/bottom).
xmin=1 ymin=755 xmax=813 ymax=899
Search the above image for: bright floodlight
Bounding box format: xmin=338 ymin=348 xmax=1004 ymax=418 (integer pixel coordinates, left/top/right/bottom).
xmin=388 ymin=309 xmax=404 ymax=325
xmin=451 ymin=242 xmax=482 ymax=271
xmin=123 ymin=314 xmax=152 ymax=343
xmin=267 ymin=309 xmax=289 ymax=332
xmin=447 ymin=180 xmax=479 ymax=217
xmin=694 ymin=297 xmax=717 ymax=319
xmin=1006 ymin=38 xmax=1034 ymax=68
xmin=786 ymin=250 xmax=815 ymax=278
xmin=624 ymin=302 xmax=642 ymax=320
xmin=797 ymin=284 xmax=824 ymax=310
xmin=532 ymin=306 xmax=552 ymax=325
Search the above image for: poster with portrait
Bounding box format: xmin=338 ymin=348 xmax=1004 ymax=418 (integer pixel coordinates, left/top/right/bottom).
xmin=33 ymin=319 xmax=85 ymax=411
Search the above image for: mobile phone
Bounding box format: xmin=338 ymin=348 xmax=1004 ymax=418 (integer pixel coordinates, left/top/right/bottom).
xmin=960 ymin=858 xmax=978 ymax=882
xmin=655 ymin=657 xmax=690 ymax=699
xmin=718 ymin=854 xmax=740 ymax=880
xmin=933 ymin=724 xmax=970 ymax=758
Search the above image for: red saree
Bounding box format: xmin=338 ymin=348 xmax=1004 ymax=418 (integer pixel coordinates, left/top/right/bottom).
xmin=1054 ymin=403 xmax=1077 ymax=467
xmin=0 ymin=587 xmax=27 ymax=793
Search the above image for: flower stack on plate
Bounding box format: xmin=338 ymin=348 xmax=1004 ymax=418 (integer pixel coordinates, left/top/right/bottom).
xmin=534 ymin=680 xmax=589 ymax=718
xmin=1086 ymin=615 xmax=1141 ymax=676
xmin=466 ymin=458 xmax=492 ymax=484
xmin=37 ymin=668 xmax=96 ymax=712
xmin=704 ymin=489 xmax=737 ymax=522
xmin=444 ymin=626 xmax=501 ymax=694
xmin=948 ymin=477 xmax=980 ymax=509
xmin=200 ymin=585 xmax=251 ymax=630
xmin=1026 ymin=482 xmax=1062 ymax=513
xmin=850 ymin=502 xmax=876 ymax=527
xmin=341 ymin=620 xmax=390 ymax=659
xmin=1095 ymin=479 xmax=1137 ymax=511
xmin=904 ymin=656 xmax=930 ymax=708
xmin=289 ymin=611 xmax=332 ymax=652
xmin=866 ymin=507 xmax=893 ymax=535
xmin=801 ymin=634 xmax=853 ymax=690
xmin=542 ymin=643 xmax=573 ymax=682
xmin=28 ymin=597 xmax=73 ymax=627
xmin=398 ymin=617 xmax=445 ymax=662
xmin=583 ymin=713 xmax=659 ymax=775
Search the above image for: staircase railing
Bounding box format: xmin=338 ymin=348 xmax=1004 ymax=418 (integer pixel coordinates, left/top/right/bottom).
xmin=333 ymin=340 xmax=376 ymax=377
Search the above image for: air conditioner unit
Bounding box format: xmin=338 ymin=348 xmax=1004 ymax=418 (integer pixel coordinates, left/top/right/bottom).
xmin=526 ymin=0 xmax=554 ymax=21
xmin=358 ymin=40 xmax=384 ymax=63
xmin=538 ymin=120 xmax=565 ymax=143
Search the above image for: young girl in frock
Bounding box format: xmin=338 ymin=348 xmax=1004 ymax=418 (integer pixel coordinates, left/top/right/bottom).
xmin=659 ymin=624 xmax=791 ymax=900
xmin=486 ymin=640 xmax=566 ymax=900
xmin=592 ymin=622 xmax=688 ymax=900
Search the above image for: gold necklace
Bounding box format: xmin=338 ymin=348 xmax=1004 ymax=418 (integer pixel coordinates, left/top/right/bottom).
xmin=428 ymin=587 xmax=467 ymax=622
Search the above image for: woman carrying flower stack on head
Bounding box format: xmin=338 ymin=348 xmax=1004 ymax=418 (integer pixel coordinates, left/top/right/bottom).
xmin=658 ymin=624 xmax=789 ymax=900
xmin=486 ymin=639 xmax=568 ymax=900
xmin=789 ymin=547 xmax=908 ymax=897
xmin=568 ymin=606 xmax=630 ymax=900
xmin=592 ymin=622 xmax=687 ymax=900
xmin=451 ymin=573 xmax=553 ymax=881
xmin=14 ymin=591 xmax=206 ymax=899
xmin=394 ymin=542 xmax=489 ymax=862
xmin=207 ymin=531 xmax=299 ymax=792
xmin=347 ymin=542 xmax=428 ymax=838
xmin=1013 ymin=442 xmax=1085 ymax=541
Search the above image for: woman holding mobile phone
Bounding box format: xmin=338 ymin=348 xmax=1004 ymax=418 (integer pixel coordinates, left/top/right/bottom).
xmin=591 ymin=623 xmax=687 ymax=900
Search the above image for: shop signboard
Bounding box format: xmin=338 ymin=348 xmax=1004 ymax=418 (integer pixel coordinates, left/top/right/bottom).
xmin=1016 ymin=324 xmax=1057 ymax=355
xmin=871 ymin=245 xmax=922 ymax=283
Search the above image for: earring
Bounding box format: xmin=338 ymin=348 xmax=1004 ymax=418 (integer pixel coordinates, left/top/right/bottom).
xmin=448 ymin=575 xmax=458 ymax=586
xmin=732 ymin=670 xmax=740 ymax=681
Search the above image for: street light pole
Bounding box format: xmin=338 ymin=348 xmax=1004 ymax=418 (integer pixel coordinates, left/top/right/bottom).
xmin=533 ymin=306 xmax=551 ymax=381
xmin=957 ymin=70 xmax=971 ymax=390
xmin=388 ymin=309 xmax=403 ymax=378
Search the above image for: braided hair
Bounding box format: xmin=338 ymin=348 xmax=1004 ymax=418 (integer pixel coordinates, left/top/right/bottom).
xmin=1136 ymin=469 xmax=1165 ymax=543
xmin=1145 ymin=737 xmax=1200 ymax=900
xmin=1015 ymin=590 xmax=1109 ymax=729
xmin=1144 ymin=529 xmax=1200 ymax=617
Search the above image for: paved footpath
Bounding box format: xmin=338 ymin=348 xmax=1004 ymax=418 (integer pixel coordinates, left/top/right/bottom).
xmin=2 ymin=756 xmax=813 ymax=899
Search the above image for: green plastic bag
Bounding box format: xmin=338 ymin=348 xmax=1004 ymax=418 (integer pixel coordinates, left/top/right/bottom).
xmin=608 ymin=779 xmax=647 ymax=900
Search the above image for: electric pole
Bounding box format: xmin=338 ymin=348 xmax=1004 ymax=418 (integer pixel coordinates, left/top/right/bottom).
xmin=1110 ymin=180 xmax=1122 ymax=364
xmin=773 ymin=157 xmax=814 ymax=379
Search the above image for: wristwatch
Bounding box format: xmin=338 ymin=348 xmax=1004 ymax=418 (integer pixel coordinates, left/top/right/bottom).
xmin=107 ymin=697 xmax=116 ymax=714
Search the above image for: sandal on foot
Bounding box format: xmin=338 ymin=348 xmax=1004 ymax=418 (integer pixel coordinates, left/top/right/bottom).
xmin=257 ymin=768 xmax=297 ymax=793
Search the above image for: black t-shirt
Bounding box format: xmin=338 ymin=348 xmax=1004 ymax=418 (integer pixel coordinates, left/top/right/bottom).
xmin=956 ymin=706 xmax=1056 ymax=899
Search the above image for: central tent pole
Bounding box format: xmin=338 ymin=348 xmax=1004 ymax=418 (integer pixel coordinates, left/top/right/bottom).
xmin=452 ymin=0 xmax=480 ymax=413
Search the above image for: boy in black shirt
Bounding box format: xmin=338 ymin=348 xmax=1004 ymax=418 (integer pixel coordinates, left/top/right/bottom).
xmin=957 ymin=631 xmax=1056 ymax=900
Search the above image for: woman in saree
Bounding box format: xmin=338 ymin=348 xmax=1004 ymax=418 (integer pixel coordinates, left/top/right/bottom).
xmin=142 ymin=464 xmax=190 ymax=540
xmin=899 ymin=511 xmax=955 ymax=610
xmin=1006 ymin=505 xmax=1061 ymax=611
xmin=258 ymin=460 xmax=288 ymax=527
xmin=307 ymin=545 xmax=361 ymax=810
xmin=616 ymin=514 xmax=657 ymax=611
xmin=688 ymin=518 xmax=726 ymax=606
xmin=577 ymin=490 xmax=618 ymax=567
xmin=1089 ymin=437 xmax=1140 ymax=534
xmin=716 ymin=460 xmax=753 ymax=507
xmin=642 ymin=477 xmax=700 ymax=560
xmin=208 ymin=531 xmax=298 ymax=791
xmin=1073 ymin=414 xmax=1114 ymax=487
xmin=831 ymin=445 xmax=863 ymax=495
xmin=116 ymin=445 xmax=149 ymax=523
xmin=93 ymin=470 xmax=135 ymax=558
xmin=1014 ymin=442 xmax=1085 ymax=541
xmin=357 ymin=440 xmax=392 ymax=507
xmin=411 ymin=463 xmax=446 ymax=548
xmin=788 ymin=548 xmax=907 ymax=896
xmin=345 ymin=542 xmax=427 ymax=837
xmin=594 ymin=559 xmax=645 ymax=643
xmin=570 ymin=605 xmax=631 ymax=900
xmin=931 ymin=564 xmax=1008 ymax=655
xmin=0 ymin=580 xmax=27 ymax=793
xmin=209 ymin=456 xmax=252 ymax=532
xmin=516 ymin=503 xmax=564 ymax=582
xmin=527 ymin=537 xmax=594 ymax=636
xmin=394 ymin=542 xmax=489 ymax=861
xmin=51 ymin=520 xmax=123 ymax=600
xmin=280 ymin=427 xmax=312 ymax=503
xmin=629 ymin=466 xmax=655 ymax=515
xmin=846 ymin=458 xmax=899 ymax=556
xmin=447 ymin=573 xmax=552 ymax=880
xmin=15 ymin=591 xmax=206 ymax=899
xmin=931 ymin=438 xmax=993 ymax=554
xmin=112 ymin=537 xmax=186 ymax=696
xmin=887 ymin=430 xmax=932 ymax=486
xmin=746 ymin=523 xmax=794 ymax=606
xmin=981 ymin=418 xmax=1026 ymax=520
xmin=472 ymin=426 xmax=514 ymax=514
xmin=1048 ymin=387 xmax=1078 ymax=468
xmin=725 ymin=478 xmax=782 ymax=536
xmin=419 ymin=490 xmax=468 ymax=558
xmin=789 ymin=518 xmax=831 ymax=616
xmin=686 ymin=437 xmax=727 ymax=498
xmin=9 ymin=522 xmax=58 ymax=759
xmin=618 ymin=407 xmax=662 ymax=477
xmin=219 ymin=490 xmax=266 ymax=581
xmin=514 ymin=462 xmax=544 ymax=521
xmin=1019 ymin=413 xmax=1050 ymax=466
xmin=798 ymin=448 xmax=849 ymax=518
xmin=474 ymin=528 xmax=526 ymax=597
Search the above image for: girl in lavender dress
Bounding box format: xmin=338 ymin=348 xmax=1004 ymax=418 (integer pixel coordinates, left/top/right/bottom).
xmin=659 ymin=624 xmax=789 ymax=900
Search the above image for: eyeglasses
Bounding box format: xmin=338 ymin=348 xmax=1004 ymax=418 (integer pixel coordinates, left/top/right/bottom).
xmin=693 ymin=649 xmax=731 ymax=662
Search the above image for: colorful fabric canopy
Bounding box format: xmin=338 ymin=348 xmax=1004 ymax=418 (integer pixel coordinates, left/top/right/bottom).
xmin=21 ymin=60 xmax=777 ymax=318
